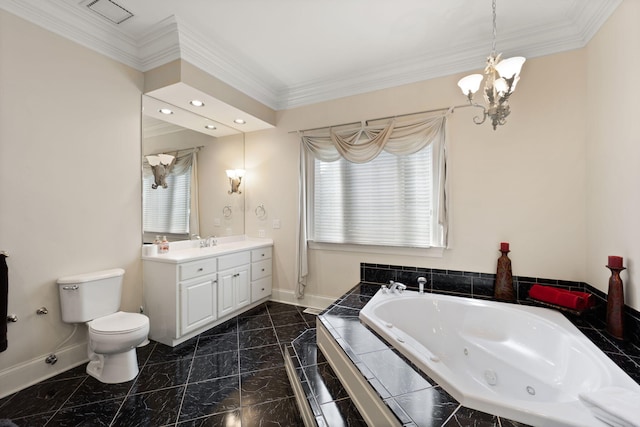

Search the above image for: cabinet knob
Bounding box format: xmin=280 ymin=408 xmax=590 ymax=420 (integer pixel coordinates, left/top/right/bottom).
xmin=261 ymin=288 xmax=265 ymax=291
xmin=261 ymin=268 xmax=265 ymax=272
xmin=197 ymin=268 xmax=203 ymax=272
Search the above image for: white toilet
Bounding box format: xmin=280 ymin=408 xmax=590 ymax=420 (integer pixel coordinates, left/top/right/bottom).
xmin=57 ymin=268 xmax=149 ymax=384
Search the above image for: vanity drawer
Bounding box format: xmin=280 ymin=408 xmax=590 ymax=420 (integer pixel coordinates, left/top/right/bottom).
xmin=251 ymin=247 xmax=272 ymax=262
xmin=251 ymin=276 xmax=272 ymax=302
xmin=218 ymin=251 xmax=251 ymax=271
xmin=251 ymin=259 xmax=272 ymax=280
xmin=180 ymin=258 xmax=217 ymax=281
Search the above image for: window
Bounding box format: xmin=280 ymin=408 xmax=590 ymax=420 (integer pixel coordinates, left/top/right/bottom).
xmin=309 ymin=146 xmax=442 ymax=248
xmin=142 ymin=168 xmax=191 ymax=236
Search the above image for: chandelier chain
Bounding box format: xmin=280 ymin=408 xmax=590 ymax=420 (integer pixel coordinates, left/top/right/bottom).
xmin=491 ymin=0 xmax=497 ymax=55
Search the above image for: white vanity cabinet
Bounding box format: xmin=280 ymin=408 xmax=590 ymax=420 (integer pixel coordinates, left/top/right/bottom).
xmin=143 ymin=238 xmax=273 ymax=347
xmin=217 ymin=251 xmax=251 ymax=318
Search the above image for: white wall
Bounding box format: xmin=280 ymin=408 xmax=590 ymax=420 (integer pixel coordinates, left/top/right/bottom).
xmin=0 ymin=11 xmax=143 ymax=395
xmin=246 ymin=49 xmax=589 ymax=306
xmin=586 ymin=0 xmax=640 ymax=309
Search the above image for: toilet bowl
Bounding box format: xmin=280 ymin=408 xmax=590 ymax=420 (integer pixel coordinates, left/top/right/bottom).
xmin=86 ymin=311 xmax=150 ymax=383
xmin=57 ymin=268 xmax=150 ymax=384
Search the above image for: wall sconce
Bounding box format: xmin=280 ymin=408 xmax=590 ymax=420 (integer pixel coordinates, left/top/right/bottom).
xmin=146 ymin=153 xmax=175 ymax=189
xmin=226 ymin=169 xmax=245 ymax=194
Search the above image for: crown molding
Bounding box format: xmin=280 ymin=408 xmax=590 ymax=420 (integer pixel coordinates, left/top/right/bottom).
xmin=176 ymin=23 xmax=281 ymax=109
xmin=275 ymin=0 xmax=621 ymax=110
xmin=137 ymin=16 xmax=181 ymax=71
xmin=0 ymin=0 xmax=622 ymax=111
xmin=0 ymin=0 xmax=141 ymax=68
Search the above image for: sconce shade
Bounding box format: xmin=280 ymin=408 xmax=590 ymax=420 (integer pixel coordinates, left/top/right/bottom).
xmin=226 ymin=169 xmax=245 ymax=194
xmin=226 ymin=169 xmax=245 ymax=179
xmin=457 ymin=74 xmax=484 ymax=96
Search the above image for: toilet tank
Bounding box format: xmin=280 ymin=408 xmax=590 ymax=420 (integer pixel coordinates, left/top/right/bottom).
xmin=57 ymin=268 xmax=125 ymax=323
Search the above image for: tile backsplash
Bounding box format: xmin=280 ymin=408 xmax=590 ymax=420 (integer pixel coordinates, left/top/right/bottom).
xmin=360 ymin=262 xmax=640 ymax=347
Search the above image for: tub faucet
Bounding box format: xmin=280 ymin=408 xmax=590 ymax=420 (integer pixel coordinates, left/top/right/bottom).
xmin=389 ymin=281 xmax=406 ymax=293
xmin=417 ymin=277 xmax=427 ymax=294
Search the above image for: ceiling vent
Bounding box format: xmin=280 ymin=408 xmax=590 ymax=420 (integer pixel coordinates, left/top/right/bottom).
xmin=85 ymin=0 xmax=133 ymax=24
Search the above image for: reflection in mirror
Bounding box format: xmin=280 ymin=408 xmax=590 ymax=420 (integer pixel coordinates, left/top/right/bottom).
xmin=142 ymin=95 xmax=245 ymax=243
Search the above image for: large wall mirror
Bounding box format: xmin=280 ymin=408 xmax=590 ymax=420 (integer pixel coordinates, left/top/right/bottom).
xmin=142 ymin=95 xmax=245 ymax=243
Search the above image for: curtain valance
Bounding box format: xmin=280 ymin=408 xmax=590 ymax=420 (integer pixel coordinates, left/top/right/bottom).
xmin=301 ymin=112 xmax=447 ymax=163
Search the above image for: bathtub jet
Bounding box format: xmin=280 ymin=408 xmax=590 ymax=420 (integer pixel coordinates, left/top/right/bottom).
xmin=359 ymin=289 xmax=640 ymax=427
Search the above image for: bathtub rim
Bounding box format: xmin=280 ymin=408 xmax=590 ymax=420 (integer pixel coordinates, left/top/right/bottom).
xmin=359 ymin=289 xmax=636 ymax=427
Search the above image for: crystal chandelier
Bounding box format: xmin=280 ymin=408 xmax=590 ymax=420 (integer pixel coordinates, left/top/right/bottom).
xmin=457 ymin=0 xmax=526 ymax=130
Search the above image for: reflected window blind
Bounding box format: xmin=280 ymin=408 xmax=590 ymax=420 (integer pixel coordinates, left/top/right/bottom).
xmin=143 ymin=169 xmax=191 ymax=235
xmin=312 ymin=147 xmax=433 ymax=248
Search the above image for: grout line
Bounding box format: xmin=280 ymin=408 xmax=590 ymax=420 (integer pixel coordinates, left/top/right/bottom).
xmin=42 ymin=375 xmax=89 ymax=426
xmin=173 ymin=336 xmax=200 ymax=426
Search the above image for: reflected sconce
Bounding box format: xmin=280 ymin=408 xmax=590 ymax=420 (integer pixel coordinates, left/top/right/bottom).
xmin=457 ymin=0 xmax=526 ymax=130
xmin=146 ymin=154 xmax=175 ymax=189
xmin=226 ymin=169 xmax=245 ymax=194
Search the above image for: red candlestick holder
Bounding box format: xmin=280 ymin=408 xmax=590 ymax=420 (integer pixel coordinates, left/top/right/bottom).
xmin=606 ymin=265 xmax=626 ymax=340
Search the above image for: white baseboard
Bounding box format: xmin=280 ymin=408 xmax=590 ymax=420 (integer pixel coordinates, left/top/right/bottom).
xmin=0 ymin=343 xmax=88 ymax=399
xmin=270 ymin=288 xmax=335 ymax=311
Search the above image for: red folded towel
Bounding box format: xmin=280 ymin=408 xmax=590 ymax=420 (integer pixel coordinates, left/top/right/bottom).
xmin=528 ymin=284 xmax=595 ymax=311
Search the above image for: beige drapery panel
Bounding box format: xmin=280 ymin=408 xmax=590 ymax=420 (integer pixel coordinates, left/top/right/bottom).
xmin=296 ymin=112 xmax=450 ymax=298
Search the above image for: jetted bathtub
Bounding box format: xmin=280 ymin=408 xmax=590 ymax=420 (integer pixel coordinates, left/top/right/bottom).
xmin=359 ymin=289 xmax=640 ymax=427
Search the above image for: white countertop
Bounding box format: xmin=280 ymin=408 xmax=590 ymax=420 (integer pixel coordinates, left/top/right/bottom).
xmin=141 ymin=236 xmax=273 ymax=263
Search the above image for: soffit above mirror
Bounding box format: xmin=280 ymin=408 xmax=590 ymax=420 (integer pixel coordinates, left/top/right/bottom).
xmin=144 ymin=94 xmax=242 ymax=138
xmin=145 ymin=82 xmax=274 ymax=135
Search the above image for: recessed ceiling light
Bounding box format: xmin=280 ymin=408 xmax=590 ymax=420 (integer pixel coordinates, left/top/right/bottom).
xmin=234 ymin=118 xmax=246 ymax=124
xmin=205 ymin=124 xmax=216 ymax=130
xmin=159 ymin=108 xmax=173 ymax=115
xmin=190 ymin=100 xmax=205 ymax=107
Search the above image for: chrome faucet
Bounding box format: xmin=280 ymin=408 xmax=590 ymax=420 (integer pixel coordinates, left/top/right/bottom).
xmin=206 ymin=236 xmax=217 ymax=247
xmin=417 ymin=277 xmax=427 ymax=294
xmin=388 ymin=280 xmax=407 ymax=293
xmin=191 ymin=234 xmax=206 ymax=248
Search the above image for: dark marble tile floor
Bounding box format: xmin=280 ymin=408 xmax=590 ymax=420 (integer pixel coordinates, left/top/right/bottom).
xmin=0 ymin=301 xmax=317 ymax=427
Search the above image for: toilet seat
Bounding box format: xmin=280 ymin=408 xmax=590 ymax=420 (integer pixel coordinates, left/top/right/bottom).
xmin=89 ymin=311 xmax=148 ymax=335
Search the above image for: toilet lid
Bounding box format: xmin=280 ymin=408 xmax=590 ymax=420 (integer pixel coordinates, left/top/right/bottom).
xmin=89 ymin=311 xmax=148 ymax=335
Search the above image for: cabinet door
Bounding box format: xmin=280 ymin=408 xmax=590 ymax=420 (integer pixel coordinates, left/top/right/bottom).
xmin=179 ymin=274 xmax=217 ymax=336
xmin=235 ymin=265 xmax=250 ymax=310
xmin=218 ymin=268 xmax=236 ymax=318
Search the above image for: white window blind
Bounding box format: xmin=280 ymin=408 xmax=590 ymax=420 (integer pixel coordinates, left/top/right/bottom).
xmin=142 ymin=169 xmax=191 ymax=235
xmin=311 ymin=147 xmax=435 ymax=248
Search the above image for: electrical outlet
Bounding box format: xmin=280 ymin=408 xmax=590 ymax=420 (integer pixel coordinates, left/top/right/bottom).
xmin=258 ymin=229 xmax=266 ymax=238
xmin=272 ymin=219 xmax=281 ymax=229
xmin=214 ymin=218 xmax=221 ymax=226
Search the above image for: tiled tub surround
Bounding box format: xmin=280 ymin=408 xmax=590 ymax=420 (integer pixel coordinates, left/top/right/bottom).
xmin=361 ymin=263 xmax=640 ymax=347
xmin=0 ymin=301 xmax=316 ymax=426
xmin=296 ymin=268 xmax=640 ymax=427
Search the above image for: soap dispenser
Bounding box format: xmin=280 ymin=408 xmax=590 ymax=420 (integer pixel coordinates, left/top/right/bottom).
xmin=160 ymin=236 xmax=169 ymax=254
